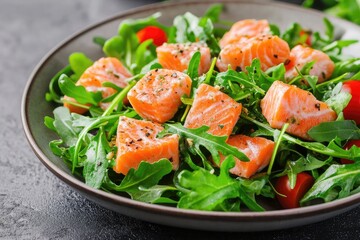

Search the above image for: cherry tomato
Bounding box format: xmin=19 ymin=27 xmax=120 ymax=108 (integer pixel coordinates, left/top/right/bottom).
xmin=340 ymin=139 xmax=360 ymax=164
xmin=275 ymin=172 xmax=314 ymax=209
xmin=136 ymin=26 xmax=167 ymax=47
xmin=341 ymin=80 xmax=360 ymax=125
xmin=300 ymin=30 xmax=312 ymax=46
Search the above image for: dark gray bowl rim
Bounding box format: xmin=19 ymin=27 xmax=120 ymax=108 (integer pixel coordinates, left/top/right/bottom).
xmin=21 ymin=0 xmax=360 ymax=224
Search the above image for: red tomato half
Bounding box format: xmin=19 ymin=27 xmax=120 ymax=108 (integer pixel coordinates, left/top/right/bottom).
xmin=275 ymin=172 xmax=314 ymax=209
xmin=136 ymin=26 xmax=167 ymax=47
xmin=342 ymin=80 xmax=360 ymax=125
xmin=340 ymin=139 xmax=360 ymax=164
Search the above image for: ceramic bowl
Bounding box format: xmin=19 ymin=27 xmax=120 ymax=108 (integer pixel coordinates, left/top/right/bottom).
xmin=21 ymin=0 xmax=360 ymax=231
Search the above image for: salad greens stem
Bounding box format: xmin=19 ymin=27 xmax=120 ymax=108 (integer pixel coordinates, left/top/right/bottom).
xmin=242 ymin=114 xmax=356 ymax=159
xmin=102 ymin=80 xmax=136 ymax=116
xmin=72 ymin=114 xmax=121 ymax=172
xmin=267 ymin=123 xmax=289 ymax=175
xmin=204 ymin=57 xmax=217 ymax=84
xmin=180 ymin=105 xmax=191 ymax=123
xmin=61 ymin=98 xmax=91 ymax=110
xmin=315 ymin=73 xmax=349 ymax=89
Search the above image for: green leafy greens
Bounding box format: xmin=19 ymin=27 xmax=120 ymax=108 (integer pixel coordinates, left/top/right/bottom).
xmin=43 ymin=4 xmax=360 ymax=213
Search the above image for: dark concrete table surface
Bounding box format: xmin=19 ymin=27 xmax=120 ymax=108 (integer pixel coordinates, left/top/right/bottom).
xmin=1 ymin=0 xmax=360 ymax=239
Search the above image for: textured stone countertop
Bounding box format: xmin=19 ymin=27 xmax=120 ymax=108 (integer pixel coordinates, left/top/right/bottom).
xmin=1 ymin=0 xmax=360 ymax=239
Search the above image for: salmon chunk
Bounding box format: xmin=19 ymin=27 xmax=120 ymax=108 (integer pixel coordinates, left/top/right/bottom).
xmin=127 ymin=69 xmax=192 ymax=123
xmin=219 ymin=19 xmax=270 ymax=48
xmin=285 ymin=45 xmax=335 ymax=83
xmin=219 ymin=135 xmax=275 ymax=178
xmin=217 ymin=35 xmax=290 ymax=72
xmin=114 ymin=116 xmax=179 ymax=175
xmin=64 ymin=57 xmax=132 ymax=114
xmin=260 ymin=81 xmax=337 ymax=140
xmin=156 ymin=42 xmax=211 ymax=75
xmin=184 ymin=84 xmax=242 ymax=137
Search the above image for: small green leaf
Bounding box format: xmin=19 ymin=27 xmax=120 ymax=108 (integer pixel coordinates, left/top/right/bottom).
xmin=52 ymin=107 xmax=81 ymax=146
xmin=301 ymin=162 xmax=360 ymax=204
xmin=177 ymin=156 xmax=240 ymax=210
xmin=323 ymin=18 xmax=334 ymax=41
xmin=186 ymin=51 xmax=201 ymax=79
xmin=44 ymin=116 xmax=56 ymax=132
xmin=68 ymin=52 xmax=93 ymax=80
xmin=118 ymin=159 xmax=172 ymax=192
xmin=308 ymin=120 xmax=360 ymax=142
xmin=163 ymin=123 xmax=250 ymax=165
xmin=132 ymin=185 xmax=178 ymax=204
xmin=103 ymin=160 xmax=174 ymax=203
xmin=45 ymin=65 xmax=73 ymax=103
xmin=269 ymin=24 xmax=281 ymax=36
xmin=58 ymin=74 xmax=102 ymax=105
xmin=276 ymin=155 xmax=332 ymax=189
xmin=103 ymin=36 xmax=124 ymax=60
xmin=84 ymin=130 xmax=109 ymax=188
xmin=202 ymin=4 xmax=223 ymax=23
xmin=93 ymin=36 xmax=107 ymax=47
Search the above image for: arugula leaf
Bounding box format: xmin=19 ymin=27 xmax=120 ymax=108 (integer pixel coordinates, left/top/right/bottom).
xmin=202 ymin=3 xmax=223 ymax=23
xmin=162 ymin=123 xmax=250 ymax=165
xmin=104 ymin=160 xmax=174 ymax=203
xmin=214 ymin=59 xmax=269 ymax=99
xmin=172 ymin=12 xmax=220 ymax=55
xmin=68 ymin=52 xmax=93 ymax=81
xmin=238 ymin=176 xmax=274 ymax=198
xmin=58 ymin=74 xmax=102 ymax=105
xmin=177 ymin=156 xmax=239 ymax=210
xmin=276 ymin=155 xmax=332 ymax=189
xmin=332 ymin=58 xmax=360 ymax=78
xmin=322 ymin=40 xmax=358 ymax=53
xmin=51 ymin=107 xmax=82 ymax=146
xmin=93 ymin=36 xmax=107 ymax=47
xmin=118 ymin=12 xmax=165 ymax=35
xmin=308 ymin=120 xmax=360 ymax=142
xmin=177 ymin=156 xmax=264 ymax=211
xmin=118 ymin=159 xmax=172 ymax=191
xmin=103 ymin=36 xmax=124 ymax=60
xmin=44 ymin=116 xmax=56 ymax=132
xmin=269 ymin=24 xmax=281 ymax=36
xmin=301 ymin=162 xmax=360 ymax=204
xmin=83 ymin=130 xmax=109 ymax=188
xmin=324 ymin=82 xmax=352 ymax=115
xmin=281 ymin=23 xmax=303 ymax=48
xmin=49 ymin=139 xmax=68 ymax=157
xmin=132 ymin=185 xmax=178 ymax=204
xmin=45 ymin=65 xmax=73 ymax=103
xmin=242 ymin=114 xmax=360 ymax=160
xmin=186 ymin=51 xmax=201 ymax=79
xmin=103 ymin=13 xmax=164 ymax=74
xmin=133 ymin=39 xmax=156 ymax=74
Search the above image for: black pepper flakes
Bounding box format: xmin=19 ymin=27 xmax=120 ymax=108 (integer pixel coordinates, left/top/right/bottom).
xmin=315 ymin=103 xmax=321 ymax=111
